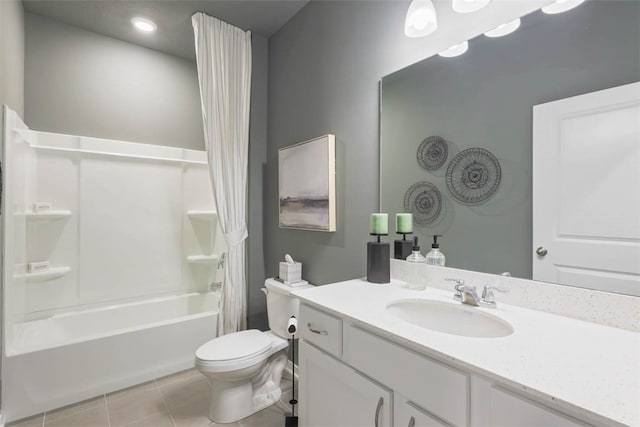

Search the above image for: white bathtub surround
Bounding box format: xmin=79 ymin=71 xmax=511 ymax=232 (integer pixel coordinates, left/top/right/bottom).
xmin=1 ymin=108 xmax=223 ymax=423
xmin=3 ymin=107 xmax=223 ymax=346
xmin=391 ymin=259 xmax=640 ymax=332
xmin=293 ymin=279 xmax=640 ymax=427
xmin=193 ymin=13 xmax=252 ymax=335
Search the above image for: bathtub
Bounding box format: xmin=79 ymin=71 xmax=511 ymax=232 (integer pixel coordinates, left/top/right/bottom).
xmin=2 ymin=291 xmax=219 ymax=423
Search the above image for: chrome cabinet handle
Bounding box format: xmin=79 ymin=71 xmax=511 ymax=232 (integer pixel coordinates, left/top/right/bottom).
xmin=307 ymin=323 xmax=328 ymax=335
xmin=408 ymin=416 xmax=415 ymax=427
xmin=536 ymin=246 xmax=548 ymax=256
xmin=374 ymin=397 xmax=384 ymax=427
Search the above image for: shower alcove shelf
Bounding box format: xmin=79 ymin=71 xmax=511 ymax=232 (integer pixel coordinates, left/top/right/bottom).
xmin=13 ymin=266 xmax=72 ymax=283
xmin=187 ymin=210 xmax=217 ymax=221
xmin=15 ymin=208 xmax=73 ymax=283
xmin=186 ymin=254 xmax=220 ymax=264
xmin=186 ymin=210 xmax=222 ymax=265
xmin=18 ymin=210 xmax=73 ymax=220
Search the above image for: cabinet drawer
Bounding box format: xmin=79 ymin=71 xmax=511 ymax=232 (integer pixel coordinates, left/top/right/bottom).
xmin=299 ymin=304 xmax=342 ymax=357
xmin=344 ymin=325 xmax=468 ymax=427
xmin=489 ymin=386 xmax=590 ymax=427
xmin=395 ymin=397 xmax=452 ymax=427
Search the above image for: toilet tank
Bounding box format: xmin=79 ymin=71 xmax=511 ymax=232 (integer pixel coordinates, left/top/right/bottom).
xmin=264 ymin=278 xmax=313 ymax=339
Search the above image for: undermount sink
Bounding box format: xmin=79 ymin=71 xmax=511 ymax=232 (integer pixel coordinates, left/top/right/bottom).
xmin=386 ymin=299 xmax=514 ymax=338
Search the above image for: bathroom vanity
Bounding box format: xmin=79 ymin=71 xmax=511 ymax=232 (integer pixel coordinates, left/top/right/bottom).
xmin=293 ymin=279 xmax=640 ymax=427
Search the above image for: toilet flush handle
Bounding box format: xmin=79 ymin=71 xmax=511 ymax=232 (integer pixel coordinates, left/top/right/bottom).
xmin=260 ymin=288 xmax=268 ymax=296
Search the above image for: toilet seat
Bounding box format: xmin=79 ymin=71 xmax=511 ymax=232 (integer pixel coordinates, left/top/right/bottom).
xmin=195 ymin=330 xmax=274 ymax=372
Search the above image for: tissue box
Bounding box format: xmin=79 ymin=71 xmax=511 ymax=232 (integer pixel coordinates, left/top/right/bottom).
xmin=279 ymin=262 xmax=302 ymax=283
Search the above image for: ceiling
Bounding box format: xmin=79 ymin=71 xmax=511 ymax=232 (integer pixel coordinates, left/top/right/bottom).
xmin=23 ymin=0 xmax=310 ymax=61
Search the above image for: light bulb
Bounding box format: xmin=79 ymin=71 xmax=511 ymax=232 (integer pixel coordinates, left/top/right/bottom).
xmin=452 ymin=0 xmax=491 ymax=14
xmin=542 ymin=0 xmax=585 ymax=14
xmin=484 ymin=18 xmax=521 ymax=38
xmin=404 ymin=0 xmax=438 ymax=38
xmin=438 ymin=41 xmax=469 ymax=58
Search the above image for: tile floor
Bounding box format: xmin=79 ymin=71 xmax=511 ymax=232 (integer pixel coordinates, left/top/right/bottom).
xmin=8 ymin=369 xmax=294 ymax=427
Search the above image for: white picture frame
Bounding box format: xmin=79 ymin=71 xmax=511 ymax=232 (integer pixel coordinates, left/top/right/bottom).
xmin=278 ymin=134 xmax=336 ymax=232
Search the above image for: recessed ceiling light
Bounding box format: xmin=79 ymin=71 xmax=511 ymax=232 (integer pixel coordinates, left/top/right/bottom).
xmin=452 ymin=0 xmax=491 ymax=14
xmin=131 ymin=17 xmax=157 ymax=33
xmin=438 ymin=41 xmax=469 ymax=58
xmin=541 ymin=0 xmax=585 ymax=14
xmin=484 ymin=18 xmax=521 ymax=38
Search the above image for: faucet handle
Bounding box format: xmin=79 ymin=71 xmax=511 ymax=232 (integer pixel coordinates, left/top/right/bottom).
xmin=481 ymin=285 xmax=509 ymax=304
xmin=447 ymin=278 xmax=467 ymax=302
xmin=445 ymin=278 xmax=465 ymax=289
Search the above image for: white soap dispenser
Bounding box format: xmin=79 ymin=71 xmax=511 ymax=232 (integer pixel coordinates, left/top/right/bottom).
xmin=425 ymin=235 xmax=445 ymax=266
xmin=406 ymin=236 xmax=427 ymax=290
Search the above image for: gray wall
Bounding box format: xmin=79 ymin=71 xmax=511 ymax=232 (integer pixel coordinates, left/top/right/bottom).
xmin=247 ymin=34 xmax=269 ymax=328
xmin=1 ymin=0 xmax=25 ymax=118
xmin=262 ymin=0 xmax=638 ymax=328
xmin=25 ymin=12 xmax=204 ymax=149
xmin=262 ymin=1 xmax=445 ymax=330
xmin=381 ymin=1 xmax=640 ymax=279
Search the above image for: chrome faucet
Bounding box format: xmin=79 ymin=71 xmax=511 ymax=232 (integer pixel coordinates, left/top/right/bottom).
xmin=446 ymin=279 xmax=508 ymax=308
xmin=446 ymin=278 xmax=479 ymax=306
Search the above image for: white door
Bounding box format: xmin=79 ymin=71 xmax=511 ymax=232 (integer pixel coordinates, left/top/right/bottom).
xmin=299 ymin=340 xmax=392 ymax=427
xmin=533 ymin=82 xmax=640 ymax=296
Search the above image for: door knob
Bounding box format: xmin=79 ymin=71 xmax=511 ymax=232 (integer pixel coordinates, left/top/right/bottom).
xmin=536 ymin=246 xmax=548 ymax=256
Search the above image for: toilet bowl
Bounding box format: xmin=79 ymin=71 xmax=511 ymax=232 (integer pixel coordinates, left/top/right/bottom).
xmin=195 ymin=278 xmax=312 ymax=423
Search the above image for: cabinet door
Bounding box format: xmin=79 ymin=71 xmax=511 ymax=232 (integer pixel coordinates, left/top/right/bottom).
xmin=299 ymin=340 xmax=392 ymax=427
xmin=489 ymin=386 xmax=590 ymax=427
xmin=395 ymin=396 xmax=452 ymax=427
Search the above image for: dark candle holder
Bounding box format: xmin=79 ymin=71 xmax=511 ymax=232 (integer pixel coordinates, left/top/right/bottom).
xmin=367 ymin=233 xmax=390 ymax=284
xmin=394 ymin=232 xmax=414 ymax=260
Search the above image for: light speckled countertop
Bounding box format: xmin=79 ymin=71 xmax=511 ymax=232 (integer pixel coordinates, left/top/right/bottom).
xmin=293 ymin=279 xmax=640 ymax=427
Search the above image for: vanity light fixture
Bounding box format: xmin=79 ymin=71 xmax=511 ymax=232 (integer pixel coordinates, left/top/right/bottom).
xmin=452 ymin=0 xmax=491 ymax=14
xmin=541 ymin=0 xmax=585 ymax=14
xmin=404 ymin=0 xmax=438 ymax=38
xmin=484 ymin=18 xmax=521 ymax=38
xmin=131 ymin=17 xmax=157 ymax=33
xmin=438 ymin=41 xmax=469 ymax=58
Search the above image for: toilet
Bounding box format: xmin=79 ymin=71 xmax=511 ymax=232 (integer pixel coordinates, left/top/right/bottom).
xmin=195 ymin=278 xmax=312 ymax=424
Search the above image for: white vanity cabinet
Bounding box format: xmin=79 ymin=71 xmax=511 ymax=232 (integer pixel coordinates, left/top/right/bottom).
xmin=298 ymin=302 xmax=595 ymax=427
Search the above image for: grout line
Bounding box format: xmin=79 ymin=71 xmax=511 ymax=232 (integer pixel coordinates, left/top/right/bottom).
xmin=104 ymin=394 xmax=111 ymax=427
xmin=41 ymin=411 xmax=46 ymax=427
xmin=154 ymin=379 xmax=177 ymax=427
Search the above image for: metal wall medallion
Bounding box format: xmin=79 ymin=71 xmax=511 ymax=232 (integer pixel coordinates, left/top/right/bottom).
xmin=417 ymin=136 xmax=448 ymax=171
xmin=403 ymin=181 xmax=442 ymax=226
xmin=446 ymin=147 xmax=501 ymax=205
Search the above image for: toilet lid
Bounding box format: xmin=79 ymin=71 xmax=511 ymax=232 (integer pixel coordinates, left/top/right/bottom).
xmin=195 ymin=329 xmax=272 ymax=362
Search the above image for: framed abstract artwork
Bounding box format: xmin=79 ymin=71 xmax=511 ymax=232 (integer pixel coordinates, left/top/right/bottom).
xmin=278 ymin=134 xmax=336 ymax=232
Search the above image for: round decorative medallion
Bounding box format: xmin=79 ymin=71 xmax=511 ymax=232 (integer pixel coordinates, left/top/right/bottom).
xmin=417 ymin=136 xmax=448 ymax=171
xmin=403 ymin=182 xmax=442 ymax=226
xmin=446 ymin=147 xmax=501 ymax=205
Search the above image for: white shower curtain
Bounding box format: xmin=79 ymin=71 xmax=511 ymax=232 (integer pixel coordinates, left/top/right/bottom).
xmin=192 ymin=13 xmax=251 ymax=335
